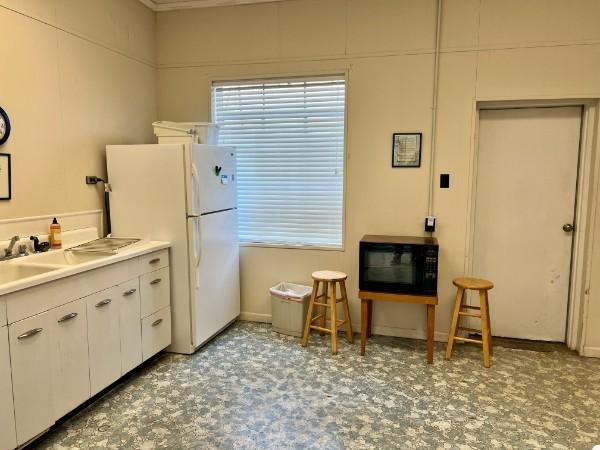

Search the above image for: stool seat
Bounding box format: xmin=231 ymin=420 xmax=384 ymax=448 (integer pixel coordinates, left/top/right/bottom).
xmin=312 ymin=270 xmax=348 ymax=282
xmin=453 ymin=277 xmax=493 ymax=291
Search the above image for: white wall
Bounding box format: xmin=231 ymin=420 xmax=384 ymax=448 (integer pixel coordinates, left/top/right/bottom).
xmin=155 ymin=0 xmax=600 ymax=353
xmin=0 ymin=0 xmax=157 ymax=219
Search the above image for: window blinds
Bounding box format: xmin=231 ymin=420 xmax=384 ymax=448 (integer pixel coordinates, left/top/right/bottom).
xmin=212 ymin=77 xmax=345 ymax=247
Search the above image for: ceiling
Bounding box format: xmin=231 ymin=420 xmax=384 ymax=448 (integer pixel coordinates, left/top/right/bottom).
xmin=138 ymin=0 xmax=284 ymax=11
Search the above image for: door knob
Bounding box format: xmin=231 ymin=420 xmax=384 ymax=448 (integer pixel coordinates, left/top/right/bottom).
xmin=563 ymin=223 xmax=574 ymax=233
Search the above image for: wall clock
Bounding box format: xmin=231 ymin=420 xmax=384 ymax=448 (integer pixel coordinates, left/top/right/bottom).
xmin=0 ymin=106 xmax=11 ymax=145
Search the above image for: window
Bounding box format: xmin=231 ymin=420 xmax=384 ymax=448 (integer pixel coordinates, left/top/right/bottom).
xmin=212 ymin=76 xmax=345 ymax=248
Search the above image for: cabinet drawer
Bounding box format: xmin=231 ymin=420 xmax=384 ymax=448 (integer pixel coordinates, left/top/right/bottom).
xmin=140 ymin=249 xmax=169 ymax=271
xmin=142 ymin=307 xmax=171 ymax=362
xmin=140 ymin=267 xmax=171 ymax=318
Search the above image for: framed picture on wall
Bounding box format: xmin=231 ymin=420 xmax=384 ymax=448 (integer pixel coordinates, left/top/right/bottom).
xmin=0 ymin=153 xmax=11 ymax=200
xmin=392 ymin=133 xmax=422 ymax=168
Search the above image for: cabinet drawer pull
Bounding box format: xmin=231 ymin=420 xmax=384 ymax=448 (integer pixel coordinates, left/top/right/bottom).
xmin=150 ymin=278 xmax=162 ymax=285
xmin=95 ymin=298 xmax=112 ymax=308
xmin=58 ymin=312 xmax=78 ymax=323
xmin=123 ymin=288 xmax=137 ymax=296
xmin=17 ymin=328 xmax=43 ymax=340
xmin=152 ymin=318 xmax=163 ymax=327
xmin=149 ymin=258 xmax=161 ymax=265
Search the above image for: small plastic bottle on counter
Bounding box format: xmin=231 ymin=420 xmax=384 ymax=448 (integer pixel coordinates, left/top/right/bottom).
xmin=49 ymin=217 xmax=62 ymax=249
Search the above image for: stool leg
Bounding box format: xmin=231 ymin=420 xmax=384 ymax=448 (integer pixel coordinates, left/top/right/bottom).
xmin=445 ymin=287 xmax=464 ymax=360
xmin=479 ymin=289 xmax=491 ymax=368
xmin=340 ymin=281 xmax=354 ymax=344
xmin=319 ymin=281 xmax=328 ymax=336
xmin=426 ymin=304 xmax=435 ymax=364
xmin=367 ymin=300 xmax=373 ymax=337
xmin=330 ymin=281 xmax=338 ymax=355
xmin=302 ymin=280 xmax=319 ymax=347
xmin=485 ymin=290 xmax=493 ymax=356
xmin=360 ymin=299 xmax=368 ymax=356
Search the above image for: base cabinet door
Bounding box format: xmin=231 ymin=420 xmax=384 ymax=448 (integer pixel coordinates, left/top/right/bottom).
xmin=9 ymin=312 xmax=54 ymax=446
xmin=87 ymin=288 xmax=121 ymax=396
xmin=52 ymin=299 xmax=91 ymax=420
xmin=0 ymin=325 xmax=17 ymax=450
xmin=117 ymin=279 xmax=142 ymax=375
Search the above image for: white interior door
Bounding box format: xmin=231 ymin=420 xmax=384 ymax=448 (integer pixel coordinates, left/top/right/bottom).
xmin=473 ymin=107 xmax=582 ymax=341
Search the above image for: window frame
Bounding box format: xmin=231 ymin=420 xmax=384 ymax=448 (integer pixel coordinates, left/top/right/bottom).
xmin=210 ymin=72 xmax=348 ymax=251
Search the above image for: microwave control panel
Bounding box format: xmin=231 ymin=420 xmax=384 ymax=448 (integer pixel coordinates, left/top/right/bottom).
xmin=425 ymin=257 xmax=437 ymax=278
xmin=422 ymin=246 xmax=438 ymax=294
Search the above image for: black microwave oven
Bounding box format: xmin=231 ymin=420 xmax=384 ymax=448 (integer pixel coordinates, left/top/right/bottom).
xmin=359 ymin=235 xmax=439 ymax=295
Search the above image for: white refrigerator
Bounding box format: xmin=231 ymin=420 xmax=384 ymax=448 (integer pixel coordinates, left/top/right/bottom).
xmin=106 ymin=143 xmax=240 ymax=354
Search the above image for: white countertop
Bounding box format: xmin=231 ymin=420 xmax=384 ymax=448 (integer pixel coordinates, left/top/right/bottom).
xmin=0 ymin=240 xmax=170 ymax=297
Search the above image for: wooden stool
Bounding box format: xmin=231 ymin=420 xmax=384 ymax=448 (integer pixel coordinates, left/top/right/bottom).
xmin=445 ymin=277 xmax=494 ymax=368
xmin=301 ymin=270 xmax=354 ymax=354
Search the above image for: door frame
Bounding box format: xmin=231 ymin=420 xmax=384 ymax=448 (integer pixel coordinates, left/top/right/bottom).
xmin=464 ymin=98 xmax=599 ymax=352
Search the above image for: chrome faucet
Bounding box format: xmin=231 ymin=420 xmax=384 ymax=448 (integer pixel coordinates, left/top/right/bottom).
xmin=2 ymin=236 xmax=20 ymax=260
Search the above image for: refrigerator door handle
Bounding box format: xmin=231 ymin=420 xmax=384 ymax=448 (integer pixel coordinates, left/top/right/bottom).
xmin=191 ymin=162 xmax=201 ymax=216
xmin=195 ymin=216 xmax=202 ymax=269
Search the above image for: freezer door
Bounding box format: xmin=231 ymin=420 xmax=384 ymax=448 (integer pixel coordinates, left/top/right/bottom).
xmin=188 ymin=209 xmax=240 ymax=348
xmin=189 ymin=145 xmax=237 ymax=215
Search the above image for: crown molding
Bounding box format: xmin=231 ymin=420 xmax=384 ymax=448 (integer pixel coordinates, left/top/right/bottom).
xmin=138 ymin=0 xmax=283 ymax=11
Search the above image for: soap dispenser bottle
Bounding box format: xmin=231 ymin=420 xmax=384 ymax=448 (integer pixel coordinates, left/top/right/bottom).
xmin=50 ymin=217 xmax=62 ymax=249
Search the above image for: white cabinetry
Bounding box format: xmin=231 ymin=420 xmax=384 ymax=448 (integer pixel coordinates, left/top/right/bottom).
xmin=87 ymin=287 xmax=121 ymax=396
xmin=51 ymin=299 xmax=90 ymax=420
xmin=0 ymin=325 xmax=16 ymax=450
xmin=0 ymin=247 xmax=171 ymax=449
xmin=140 ymin=268 xmax=170 ymax=317
xmin=9 ymin=312 xmax=54 ymax=446
xmin=139 ymin=265 xmax=172 ymax=363
xmin=142 ymin=306 xmax=172 ymax=362
xmin=117 ymin=279 xmax=142 ymax=375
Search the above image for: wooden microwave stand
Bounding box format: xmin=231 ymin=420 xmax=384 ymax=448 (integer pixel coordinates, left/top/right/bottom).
xmin=358 ymin=291 xmax=438 ymax=363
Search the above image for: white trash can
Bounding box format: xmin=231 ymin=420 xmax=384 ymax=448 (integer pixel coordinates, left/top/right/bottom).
xmin=270 ymin=282 xmax=312 ymax=337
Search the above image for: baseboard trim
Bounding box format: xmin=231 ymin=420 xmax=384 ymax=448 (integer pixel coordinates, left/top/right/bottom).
xmin=582 ymin=346 xmax=600 ymax=358
xmin=239 ymin=312 xmax=272 ymax=323
xmin=238 ymin=313 xmax=448 ymax=342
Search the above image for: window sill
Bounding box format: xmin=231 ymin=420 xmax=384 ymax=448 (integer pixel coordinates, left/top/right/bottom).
xmin=239 ymin=242 xmax=344 ymax=252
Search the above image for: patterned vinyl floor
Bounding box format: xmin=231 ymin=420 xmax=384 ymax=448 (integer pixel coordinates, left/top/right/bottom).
xmin=32 ymin=321 xmax=600 ymax=449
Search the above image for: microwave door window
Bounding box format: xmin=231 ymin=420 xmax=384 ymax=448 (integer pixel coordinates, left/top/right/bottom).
xmin=365 ymin=246 xmax=416 ymax=285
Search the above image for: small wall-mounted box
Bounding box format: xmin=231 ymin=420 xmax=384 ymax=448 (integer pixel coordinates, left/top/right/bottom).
xmin=425 ymin=216 xmax=436 ymax=233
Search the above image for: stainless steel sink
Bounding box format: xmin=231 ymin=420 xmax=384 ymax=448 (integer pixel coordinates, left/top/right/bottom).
xmin=67 ymin=237 xmax=140 ymax=254
xmin=0 ymin=264 xmax=60 ymax=284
